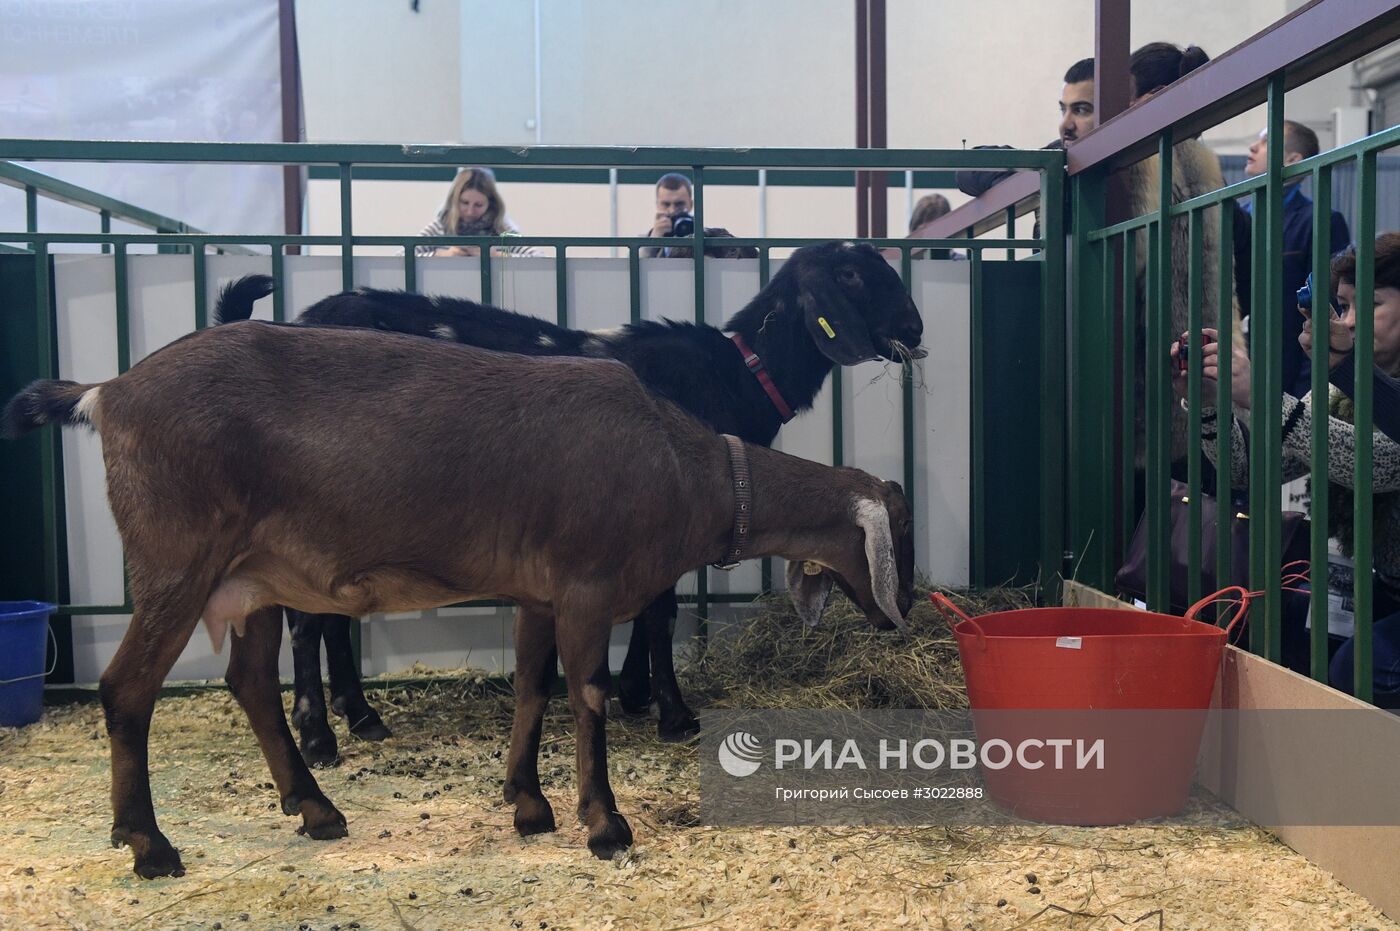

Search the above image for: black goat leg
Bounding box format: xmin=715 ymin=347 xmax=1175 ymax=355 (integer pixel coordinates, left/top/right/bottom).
xmin=644 ymin=590 xmax=700 ymax=742
xmin=323 ymin=614 xmax=391 ymax=741
xmin=616 ymin=616 xmax=653 ymax=715
xmin=286 ymin=608 xmax=340 ymax=768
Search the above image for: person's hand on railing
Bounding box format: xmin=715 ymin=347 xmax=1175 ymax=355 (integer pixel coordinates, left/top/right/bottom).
xmin=1171 ymin=328 xmax=1251 ymax=409
xmin=1299 ymin=302 xmax=1354 ymax=372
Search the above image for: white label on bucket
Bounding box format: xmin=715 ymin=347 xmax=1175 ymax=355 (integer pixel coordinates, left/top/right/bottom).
xmin=1055 ymin=637 xmax=1083 ymax=650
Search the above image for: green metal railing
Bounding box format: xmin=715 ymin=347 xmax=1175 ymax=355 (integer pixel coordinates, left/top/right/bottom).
xmin=0 ymin=140 xmax=1063 ymax=683
xmin=1069 ymin=77 xmax=1400 ymax=703
xmin=0 ymin=160 xmax=258 ymax=257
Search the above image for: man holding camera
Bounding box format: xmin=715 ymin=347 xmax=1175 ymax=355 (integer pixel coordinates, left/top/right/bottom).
xmin=640 ymin=172 xmax=756 ymax=259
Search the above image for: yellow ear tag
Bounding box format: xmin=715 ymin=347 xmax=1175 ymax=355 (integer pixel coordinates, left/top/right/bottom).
xmin=817 ymin=316 xmax=836 ymax=339
xmin=803 ymin=560 xmax=824 ymax=576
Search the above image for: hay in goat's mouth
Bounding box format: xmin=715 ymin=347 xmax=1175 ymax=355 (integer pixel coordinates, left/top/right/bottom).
xmin=681 ymin=584 xmax=1033 ymax=711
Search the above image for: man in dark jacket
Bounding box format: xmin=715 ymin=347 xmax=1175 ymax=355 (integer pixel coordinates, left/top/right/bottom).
xmin=954 ymin=57 xmax=1095 ymax=199
xmin=1242 ymin=119 xmax=1352 ymax=397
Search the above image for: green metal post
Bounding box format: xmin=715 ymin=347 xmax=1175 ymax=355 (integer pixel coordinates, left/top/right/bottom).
xmin=1308 ymin=165 xmax=1333 ymax=681
xmin=339 ymin=163 xmax=354 ymax=290
xmin=1121 ymin=231 xmax=1139 ymax=560
xmin=25 ymin=184 xmax=37 ymax=233
xmin=480 ymin=247 xmax=493 ymax=305
xmin=1039 ymin=159 xmax=1067 ymax=601
xmin=114 ymin=244 xmax=131 ymax=373
xmin=33 ymin=241 xmax=62 ymax=608
xmin=758 ymin=247 xmax=772 ymax=594
xmin=1216 ymin=203 xmax=1235 ymax=606
xmin=1247 ymin=191 xmax=1269 ymax=653
xmin=100 ymin=210 xmax=111 ymax=255
xmin=1259 ymin=73 xmax=1287 ymax=662
xmin=970 ymin=248 xmax=986 ymax=588
xmin=1186 ymin=208 xmax=1204 ymax=608
xmin=900 ymin=245 xmax=915 ymax=504
xmin=692 ymin=165 xmax=708 ymax=631
xmin=1353 ymin=149 xmax=1377 ymax=702
xmin=404 ymin=243 xmax=417 ymax=293
xmin=1070 ymin=170 xmax=1109 ymax=588
xmin=1146 ymin=217 xmax=1168 ymax=612
xmin=271 ymin=245 xmax=286 ymax=322
xmin=192 ymin=245 xmax=208 ymax=330
xmin=555 ymin=247 xmax=568 ymax=327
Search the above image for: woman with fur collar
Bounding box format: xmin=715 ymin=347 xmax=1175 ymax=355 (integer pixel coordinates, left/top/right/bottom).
xmin=1125 ymin=43 xmax=1248 ymax=463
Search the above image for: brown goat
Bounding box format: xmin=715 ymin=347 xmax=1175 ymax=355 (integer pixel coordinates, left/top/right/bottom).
xmin=4 ymin=320 xmax=915 ymax=877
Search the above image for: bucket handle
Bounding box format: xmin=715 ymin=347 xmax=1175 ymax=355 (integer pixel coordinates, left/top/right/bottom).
xmin=0 ymin=622 xmax=57 ymax=685
xmin=1184 ymin=585 xmax=1252 ymax=638
xmin=928 ymin=592 xmax=987 ymax=646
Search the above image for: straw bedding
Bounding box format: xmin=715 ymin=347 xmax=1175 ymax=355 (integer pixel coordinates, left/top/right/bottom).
xmin=0 ymin=588 xmax=1394 ymax=930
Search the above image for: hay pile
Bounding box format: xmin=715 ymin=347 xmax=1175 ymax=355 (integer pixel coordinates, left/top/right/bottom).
xmin=3 ymin=585 xmax=1399 ymax=929
xmin=682 ymin=584 xmax=1033 ymax=710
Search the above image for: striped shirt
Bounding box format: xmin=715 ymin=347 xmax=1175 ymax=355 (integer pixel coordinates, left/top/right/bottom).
xmin=414 ymin=216 xmax=540 ymax=258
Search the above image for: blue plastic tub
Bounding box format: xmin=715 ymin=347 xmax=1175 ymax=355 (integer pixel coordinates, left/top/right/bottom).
xmin=0 ymin=601 xmax=56 ymax=728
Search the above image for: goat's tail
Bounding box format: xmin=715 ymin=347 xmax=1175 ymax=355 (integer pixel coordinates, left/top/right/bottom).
xmin=3 ymin=379 xmax=101 ymax=439
xmin=214 ymin=274 xmax=275 ymax=325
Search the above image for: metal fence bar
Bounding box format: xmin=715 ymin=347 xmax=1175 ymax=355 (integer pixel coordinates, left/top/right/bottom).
xmin=1215 ymin=203 xmax=1235 ymax=603
xmin=692 ymin=165 xmax=709 ymax=632
xmin=758 ymin=247 xmax=773 ymax=595
xmin=1186 ymin=207 xmax=1204 ymax=608
xmin=1039 ymin=154 xmax=1067 ymax=599
xmin=1353 ymin=148 xmax=1377 ymax=702
xmin=554 ymin=246 xmax=568 ymax=327
xmin=192 ymin=245 xmax=208 ymax=331
xmin=970 ymin=248 xmax=986 ymax=588
xmin=900 ymin=244 xmax=915 ymax=502
xmin=33 ymin=240 xmax=62 ymax=610
xmin=1121 ymin=230 xmax=1138 ymax=561
xmin=338 ymin=163 xmax=353 ymax=291
xmin=271 ymin=245 xmax=287 ymax=322
xmin=1308 ymin=163 xmax=1334 ymax=681
xmin=1259 ymin=73 xmax=1287 ymax=662
xmin=1146 ymin=214 xmax=1168 ymax=611
xmin=1247 ymin=190 xmax=1269 ymax=654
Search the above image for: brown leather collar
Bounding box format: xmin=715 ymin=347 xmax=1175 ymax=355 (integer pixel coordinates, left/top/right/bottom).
xmin=730 ymin=333 xmax=796 ymax=423
xmin=712 ymin=434 xmax=752 ymax=570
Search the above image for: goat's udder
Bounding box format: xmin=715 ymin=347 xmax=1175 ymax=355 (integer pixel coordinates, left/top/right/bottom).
xmin=200 ymin=576 xmax=269 ymax=654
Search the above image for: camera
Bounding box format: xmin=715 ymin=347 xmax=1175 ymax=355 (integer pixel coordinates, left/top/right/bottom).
xmin=666 ymin=212 xmax=695 ymax=238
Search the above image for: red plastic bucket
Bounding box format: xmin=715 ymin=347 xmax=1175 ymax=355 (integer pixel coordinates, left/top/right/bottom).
xmin=930 ymin=588 xmax=1247 ymax=825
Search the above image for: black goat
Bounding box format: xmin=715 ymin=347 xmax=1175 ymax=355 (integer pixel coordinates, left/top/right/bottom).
xmin=215 ymin=241 xmax=924 ymax=763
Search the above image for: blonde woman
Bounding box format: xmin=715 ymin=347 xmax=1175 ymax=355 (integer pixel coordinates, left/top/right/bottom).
xmin=416 ymin=167 xmax=538 ymax=258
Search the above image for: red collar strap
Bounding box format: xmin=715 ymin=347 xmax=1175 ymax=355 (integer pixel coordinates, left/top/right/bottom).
xmin=730 ymin=333 xmax=795 ymax=423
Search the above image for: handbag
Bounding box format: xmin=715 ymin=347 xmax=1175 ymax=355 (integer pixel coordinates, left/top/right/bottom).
xmin=1115 ymin=480 xmax=1311 ymax=614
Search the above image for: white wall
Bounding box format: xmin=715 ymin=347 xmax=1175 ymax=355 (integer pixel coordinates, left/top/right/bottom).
xmin=50 ymin=254 xmax=970 ymax=684
xmin=293 ymin=0 xmax=1379 ymax=247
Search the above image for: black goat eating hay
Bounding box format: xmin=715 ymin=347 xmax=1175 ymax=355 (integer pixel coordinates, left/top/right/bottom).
xmin=213 ymin=240 xmax=925 ymax=764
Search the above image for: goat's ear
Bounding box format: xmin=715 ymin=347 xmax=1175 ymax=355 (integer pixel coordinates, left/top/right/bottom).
xmin=786 ymin=559 xmax=835 ymax=628
xmin=855 ymin=499 xmax=909 ymax=631
xmin=797 ymin=267 xmax=881 ymax=365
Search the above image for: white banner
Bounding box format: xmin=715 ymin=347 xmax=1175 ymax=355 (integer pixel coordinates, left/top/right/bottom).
xmin=0 ymin=0 xmax=287 ymax=240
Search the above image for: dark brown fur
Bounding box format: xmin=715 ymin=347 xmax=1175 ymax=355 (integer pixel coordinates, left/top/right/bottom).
xmin=10 ymin=320 xmax=913 ymax=875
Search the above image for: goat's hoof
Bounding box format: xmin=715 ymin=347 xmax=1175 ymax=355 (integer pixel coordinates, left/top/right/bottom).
xmin=616 ymin=678 xmax=652 ymax=716
xmin=657 ymin=714 xmax=701 ymax=743
xmin=513 ymin=795 xmax=557 ymax=837
xmin=349 ymin=714 xmax=392 ymax=742
xmin=298 ymin=728 xmax=340 ymax=769
xmin=122 ymin=833 xmax=185 ymax=879
xmin=296 ymin=797 xmax=348 ymax=840
xmin=587 ymin=812 xmax=634 ymax=860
